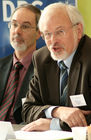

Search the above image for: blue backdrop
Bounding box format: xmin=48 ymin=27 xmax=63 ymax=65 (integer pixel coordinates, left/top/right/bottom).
xmin=0 ymin=0 xmax=76 ymax=58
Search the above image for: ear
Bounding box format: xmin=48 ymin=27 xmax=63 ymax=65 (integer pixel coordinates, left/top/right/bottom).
xmin=77 ymin=23 xmax=83 ymax=39
xmin=36 ymin=30 xmax=41 ymax=40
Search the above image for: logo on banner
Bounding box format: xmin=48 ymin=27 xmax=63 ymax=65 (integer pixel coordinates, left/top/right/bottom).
xmin=2 ymin=0 xmax=43 ymax=21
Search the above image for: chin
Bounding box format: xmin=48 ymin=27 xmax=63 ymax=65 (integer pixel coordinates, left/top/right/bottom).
xmin=11 ymin=42 xmax=27 ymax=51
xmin=50 ymin=52 xmax=66 ymax=61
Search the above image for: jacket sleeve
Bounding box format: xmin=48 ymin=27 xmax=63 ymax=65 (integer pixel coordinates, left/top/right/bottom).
xmin=22 ymin=51 xmax=51 ymax=123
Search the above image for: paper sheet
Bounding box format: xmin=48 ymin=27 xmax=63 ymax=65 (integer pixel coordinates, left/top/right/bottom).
xmin=0 ymin=121 xmax=16 ymax=140
xmin=15 ymin=130 xmax=73 ymax=140
xmin=72 ymin=127 xmax=87 ymax=140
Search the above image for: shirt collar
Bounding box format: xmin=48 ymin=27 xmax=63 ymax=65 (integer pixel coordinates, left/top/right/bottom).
xmin=58 ymin=50 xmax=76 ymax=70
xmin=13 ymin=51 xmax=34 ymax=70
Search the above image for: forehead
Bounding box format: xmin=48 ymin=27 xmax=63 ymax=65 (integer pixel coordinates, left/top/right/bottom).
xmin=11 ymin=8 xmax=36 ymax=23
xmin=40 ymin=8 xmax=72 ymax=31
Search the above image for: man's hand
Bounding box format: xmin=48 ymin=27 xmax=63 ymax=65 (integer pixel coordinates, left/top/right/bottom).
xmin=21 ymin=118 xmax=51 ymax=132
xmin=52 ymin=107 xmax=91 ymax=128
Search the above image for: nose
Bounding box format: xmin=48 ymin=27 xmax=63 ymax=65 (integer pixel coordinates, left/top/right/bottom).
xmin=14 ymin=25 xmax=22 ymax=34
xmin=50 ymin=33 xmax=57 ymax=42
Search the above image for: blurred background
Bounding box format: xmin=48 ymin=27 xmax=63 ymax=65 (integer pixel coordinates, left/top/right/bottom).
xmin=0 ymin=0 xmax=90 ymax=58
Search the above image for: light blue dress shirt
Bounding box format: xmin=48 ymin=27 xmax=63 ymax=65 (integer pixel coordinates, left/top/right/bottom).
xmin=45 ymin=50 xmax=76 ymax=130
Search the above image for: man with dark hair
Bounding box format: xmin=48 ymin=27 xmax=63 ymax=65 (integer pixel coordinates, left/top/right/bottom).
xmin=0 ymin=4 xmax=41 ymax=124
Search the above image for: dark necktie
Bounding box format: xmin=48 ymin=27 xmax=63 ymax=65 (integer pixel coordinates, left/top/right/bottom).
xmin=0 ymin=62 xmax=23 ymax=121
xmin=59 ymin=61 xmax=68 ymax=105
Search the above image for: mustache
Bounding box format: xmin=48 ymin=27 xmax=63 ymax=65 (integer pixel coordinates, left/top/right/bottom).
xmin=13 ymin=34 xmax=23 ymax=41
xmin=50 ymin=43 xmax=64 ymax=49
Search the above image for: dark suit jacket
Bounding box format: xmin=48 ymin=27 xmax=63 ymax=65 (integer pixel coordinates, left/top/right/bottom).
xmin=0 ymin=54 xmax=33 ymax=123
xmin=22 ymin=35 xmax=91 ymax=124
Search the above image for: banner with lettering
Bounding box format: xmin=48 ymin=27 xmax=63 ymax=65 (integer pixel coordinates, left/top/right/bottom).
xmin=0 ymin=0 xmax=76 ymax=58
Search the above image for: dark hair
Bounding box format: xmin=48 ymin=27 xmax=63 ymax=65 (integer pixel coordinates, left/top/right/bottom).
xmin=11 ymin=4 xmax=41 ymax=29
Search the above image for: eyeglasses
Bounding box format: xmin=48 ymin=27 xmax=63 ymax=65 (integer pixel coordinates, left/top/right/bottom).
xmin=41 ymin=23 xmax=78 ymax=41
xmin=8 ymin=21 xmax=36 ymax=32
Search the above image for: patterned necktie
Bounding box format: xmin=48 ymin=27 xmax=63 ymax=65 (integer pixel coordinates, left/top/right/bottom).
xmin=0 ymin=62 xmax=23 ymax=121
xmin=59 ymin=61 xmax=68 ymax=106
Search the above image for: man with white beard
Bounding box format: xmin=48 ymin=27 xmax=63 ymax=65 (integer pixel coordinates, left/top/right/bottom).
xmin=22 ymin=2 xmax=91 ymax=131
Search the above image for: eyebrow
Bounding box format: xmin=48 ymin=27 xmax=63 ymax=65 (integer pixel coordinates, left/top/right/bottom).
xmin=43 ymin=26 xmax=66 ymax=33
xmin=11 ymin=19 xmax=32 ymax=25
xmin=55 ymin=26 xmax=65 ymax=30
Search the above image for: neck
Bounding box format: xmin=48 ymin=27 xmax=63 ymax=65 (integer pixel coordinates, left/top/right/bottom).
xmin=15 ymin=45 xmax=36 ymax=60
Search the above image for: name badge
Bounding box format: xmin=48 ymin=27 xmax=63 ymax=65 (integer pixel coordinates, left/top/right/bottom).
xmin=70 ymin=94 xmax=87 ymax=107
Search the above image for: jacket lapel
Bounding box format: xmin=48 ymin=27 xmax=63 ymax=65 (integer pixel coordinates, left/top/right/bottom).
xmin=67 ymin=60 xmax=81 ymax=106
xmin=68 ymin=62 xmax=81 ymax=95
xmin=44 ymin=60 xmax=60 ymax=105
xmin=0 ymin=56 xmax=13 ymax=103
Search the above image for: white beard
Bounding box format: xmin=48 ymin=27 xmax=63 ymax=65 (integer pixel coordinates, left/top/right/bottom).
xmin=11 ymin=41 xmax=27 ymax=51
xmin=50 ymin=49 xmax=69 ymax=61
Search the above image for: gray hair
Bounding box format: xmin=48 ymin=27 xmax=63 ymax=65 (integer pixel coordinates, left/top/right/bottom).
xmin=39 ymin=2 xmax=84 ymax=33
